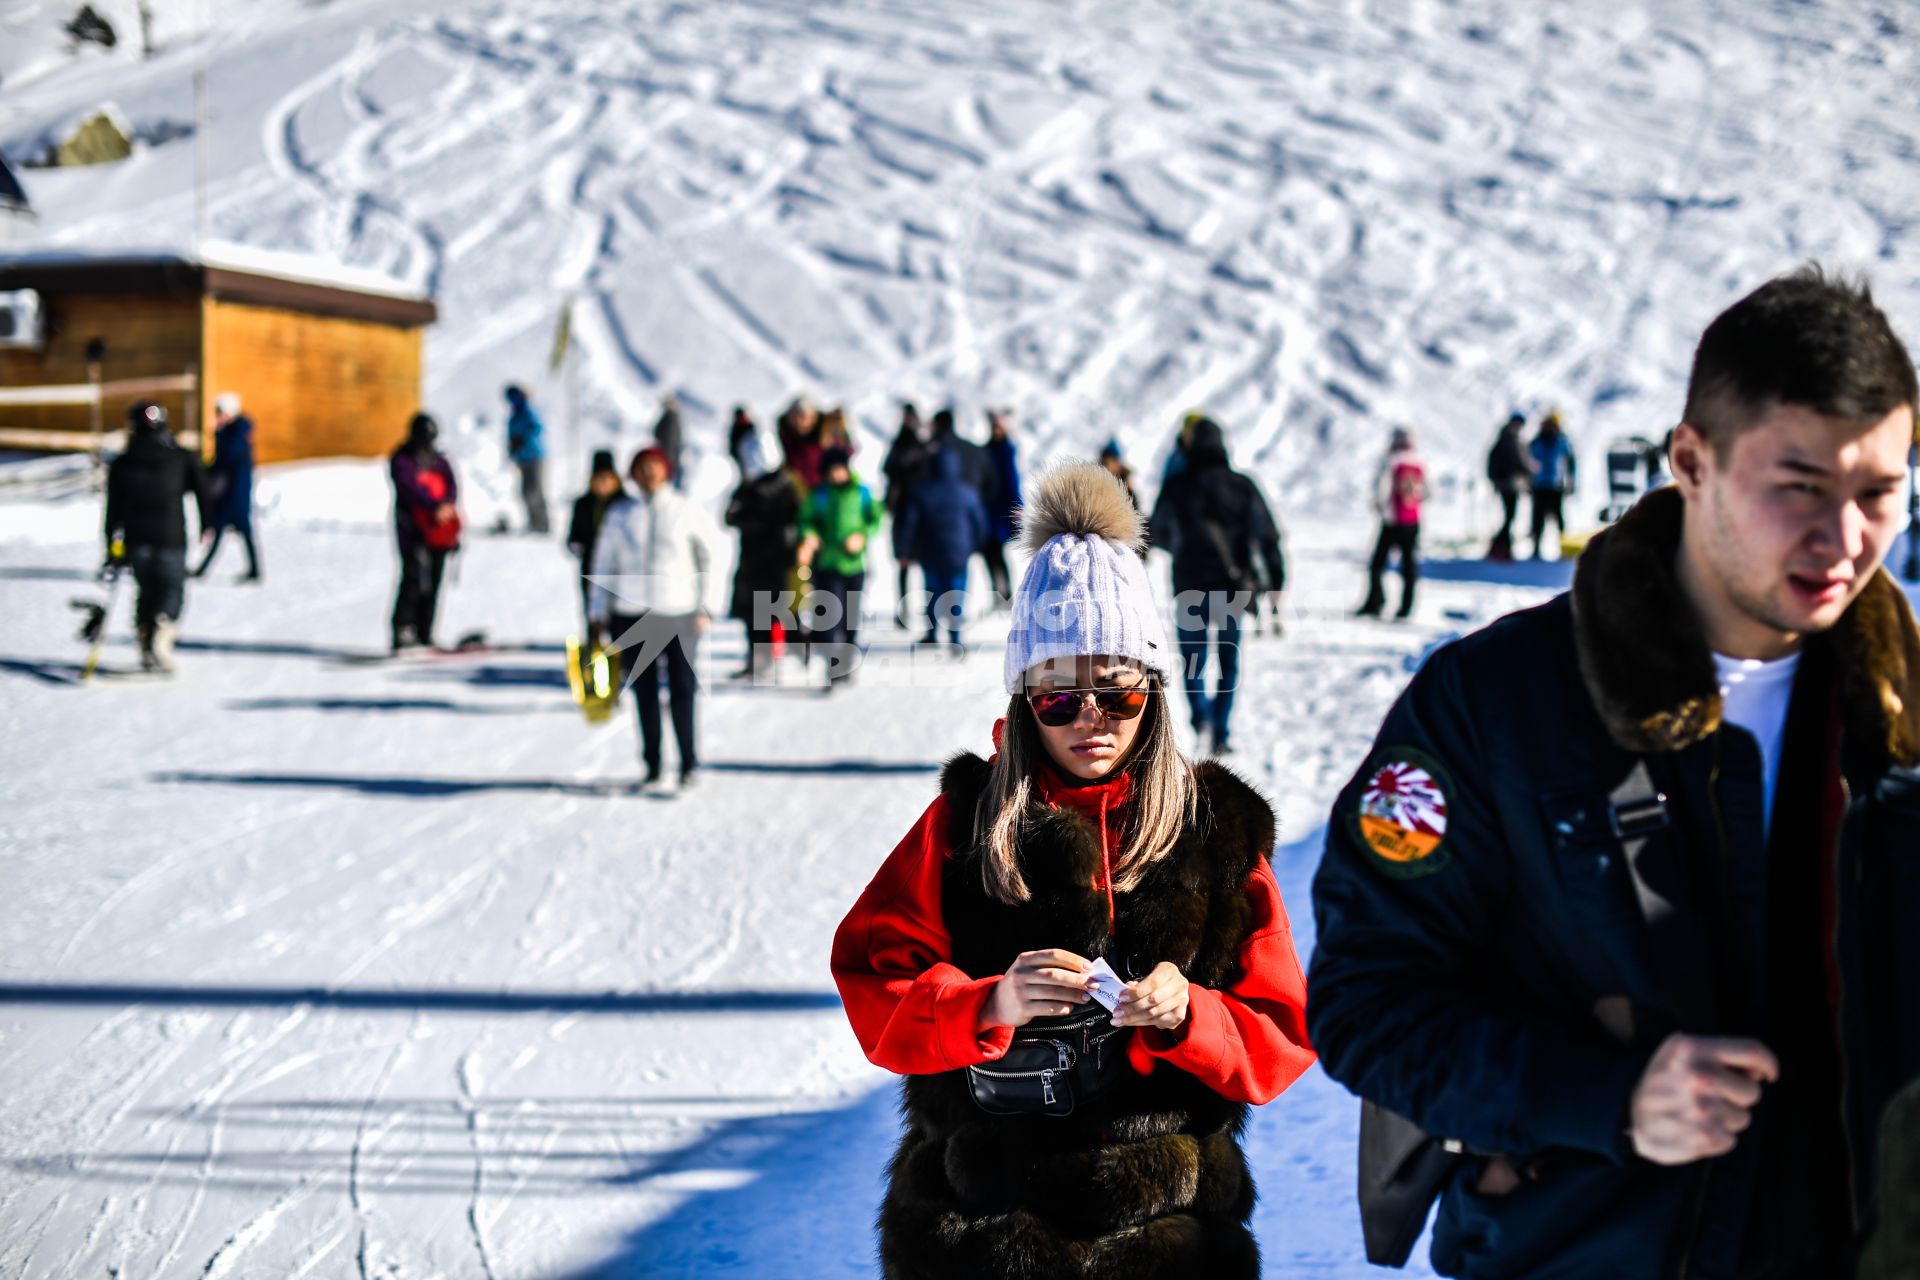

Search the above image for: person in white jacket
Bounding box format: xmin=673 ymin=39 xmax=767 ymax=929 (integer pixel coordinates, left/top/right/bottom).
xmin=588 ymin=446 xmax=718 ymax=787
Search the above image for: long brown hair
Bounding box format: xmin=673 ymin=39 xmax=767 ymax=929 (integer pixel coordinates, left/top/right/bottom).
xmin=974 ymin=674 xmax=1197 ymax=904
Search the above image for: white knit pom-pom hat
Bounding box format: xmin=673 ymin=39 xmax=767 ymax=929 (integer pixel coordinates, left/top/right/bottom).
xmin=1002 ymin=462 xmax=1174 ymax=694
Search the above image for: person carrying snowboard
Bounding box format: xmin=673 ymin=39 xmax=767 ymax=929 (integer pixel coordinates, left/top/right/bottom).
xmin=105 ymin=401 xmax=210 ymax=672
xmin=588 ymin=446 xmax=717 ymax=788
xmin=567 ymin=449 xmax=626 ymax=628
xmin=832 ymin=462 xmax=1315 ymax=1278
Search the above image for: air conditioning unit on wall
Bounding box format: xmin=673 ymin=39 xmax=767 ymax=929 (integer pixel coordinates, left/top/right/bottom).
xmin=0 ymin=289 xmax=44 ymax=350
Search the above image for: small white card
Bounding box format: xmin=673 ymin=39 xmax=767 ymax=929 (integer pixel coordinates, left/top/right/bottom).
xmin=1085 ymin=958 xmax=1128 ymax=1011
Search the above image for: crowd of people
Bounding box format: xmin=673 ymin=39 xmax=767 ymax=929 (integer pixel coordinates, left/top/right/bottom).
xmin=83 ymin=265 xmax=1920 ymax=1279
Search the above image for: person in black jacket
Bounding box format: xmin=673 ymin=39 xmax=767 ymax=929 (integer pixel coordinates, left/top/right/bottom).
xmin=192 ymin=392 xmax=260 ymax=581
xmin=896 ymin=444 xmax=988 ymax=647
xmin=928 ymin=405 xmax=997 ymax=529
xmin=1485 ymin=412 xmax=1529 ymax=561
xmin=566 ymin=450 xmax=626 ymax=628
xmin=389 ymin=413 xmax=461 ymax=652
xmin=881 ymin=401 xmax=930 ymax=625
xmin=1309 ymin=266 xmax=1920 ymax=1280
xmin=1147 ymin=417 xmax=1285 ymax=755
xmin=105 ymin=401 xmax=210 ymax=672
xmin=724 ymin=461 xmax=801 ymax=679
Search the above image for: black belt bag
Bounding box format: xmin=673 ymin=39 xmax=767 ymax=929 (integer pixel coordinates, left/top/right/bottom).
xmin=966 ymin=1006 xmax=1131 ymax=1117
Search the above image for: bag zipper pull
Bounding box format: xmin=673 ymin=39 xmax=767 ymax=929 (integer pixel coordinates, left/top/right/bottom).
xmin=1041 ymin=1069 xmax=1057 ymax=1106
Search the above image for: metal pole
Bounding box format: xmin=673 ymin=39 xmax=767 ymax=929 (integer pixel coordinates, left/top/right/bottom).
xmin=87 ymin=352 xmax=104 ymax=487
xmin=567 ymin=312 xmax=580 ymax=493
xmin=193 ymin=64 xmax=209 ymax=250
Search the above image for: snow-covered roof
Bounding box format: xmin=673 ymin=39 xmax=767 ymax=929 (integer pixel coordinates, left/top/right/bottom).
xmin=0 ymin=242 xmax=436 ymax=326
xmin=0 ymin=240 xmax=424 ymax=301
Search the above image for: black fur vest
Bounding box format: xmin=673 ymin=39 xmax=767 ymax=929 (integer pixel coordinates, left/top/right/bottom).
xmin=878 ymin=753 xmax=1278 ymax=1280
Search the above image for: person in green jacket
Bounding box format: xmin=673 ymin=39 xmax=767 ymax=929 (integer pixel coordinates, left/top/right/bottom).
xmin=797 ymin=445 xmax=883 ymax=690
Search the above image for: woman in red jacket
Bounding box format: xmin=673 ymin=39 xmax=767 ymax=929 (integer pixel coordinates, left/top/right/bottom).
xmin=832 ymin=463 xmax=1315 ymax=1278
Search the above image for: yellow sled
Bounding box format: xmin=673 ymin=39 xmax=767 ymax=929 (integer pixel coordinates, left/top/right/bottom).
xmin=566 ymin=635 xmax=620 ymax=723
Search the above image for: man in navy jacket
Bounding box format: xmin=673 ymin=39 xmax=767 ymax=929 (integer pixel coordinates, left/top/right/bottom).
xmin=1310 ymin=267 xmax=1920 ymax=1279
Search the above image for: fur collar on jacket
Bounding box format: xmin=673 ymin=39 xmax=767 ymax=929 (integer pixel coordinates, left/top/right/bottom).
xmin=1570 ymin=485 xmax=1920 ymax=764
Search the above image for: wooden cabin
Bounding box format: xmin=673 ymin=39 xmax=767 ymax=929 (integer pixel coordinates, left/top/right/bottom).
xmin=0 ymin=251 xmax=437 ymax=463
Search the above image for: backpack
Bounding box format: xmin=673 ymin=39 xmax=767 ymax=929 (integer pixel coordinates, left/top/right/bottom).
xmin=411 ymin=467 xmax=463 ymax=551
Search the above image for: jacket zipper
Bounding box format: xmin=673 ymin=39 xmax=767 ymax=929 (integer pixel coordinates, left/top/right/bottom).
xmin=1828 ymin=772 xmax=1857 ymax=1230
xmin=1672 ymin=737 xmax=1728 ymax=1279
xmin=1098 ymin=790 xmax=1116 ymax=933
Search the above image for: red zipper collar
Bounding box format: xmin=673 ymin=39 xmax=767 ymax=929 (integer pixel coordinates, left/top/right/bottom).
xmin=1036 ymin=761 xmax=1131 ymax=930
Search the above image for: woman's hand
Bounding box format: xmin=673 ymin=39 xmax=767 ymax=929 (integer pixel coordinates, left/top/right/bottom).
xmin=1114 ymin=962 xmax=1189 ymax=1031
xmin=978 ymin=949 xmax=1093 ymax=1030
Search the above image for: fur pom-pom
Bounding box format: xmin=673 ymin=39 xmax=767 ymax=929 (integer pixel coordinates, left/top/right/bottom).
xmin=1017 ymin=462 xmax=1145 ymax=554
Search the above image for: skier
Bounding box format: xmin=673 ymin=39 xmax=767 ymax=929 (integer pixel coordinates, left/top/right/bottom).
xmin=895 ymin=443 xmax=988 ymax=648
xmin=104 ymin=401 xmax=210 ymax=672
xmin=566 ymin=449 xmax=626 ymax=628
xmin=191 ymin=392 xmax=260 ymax=582
xmin=981 ymin=408 xmax=1023 ymax=609
xmin=654 ymin=394 xmax=685 ymax=490
xmin=831 ymin=463 xmax=1316 ymax=1279
xmin=795 ymin=445 xmax=882 ymax=690
xmin=1357 ymin=425 xmax=1427 ymax=619
xmin=1309 ymin=267 xmax=1920 ymax=1279
xmin=588 ymin=446 xmax=716 ymax=788
xmin=724 ymin=457 xmax=802 ymax=679
xmin=1147 ymin=416 xmax=1286 ymax=755
xmin=389 ymin=412 xmax=461 ymax=652
xmin=1485 ymin=411 xmax=1529 ymax=561
xmin=881 ymin=401 xmax=931 ymax=626
xmin=504 ymin=384 xmax=550 ymax=534
xmin=1527 ymin=409 xmax=1577 ymax=558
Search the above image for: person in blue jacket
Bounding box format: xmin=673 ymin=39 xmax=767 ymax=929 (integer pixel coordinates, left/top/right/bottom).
xmin=1527 ymin=410 xmax=1577 ymax=557
xmin=895 ymin=445 xmax=988 ymax=648
xmin=192 ymin=392 xmax=260 ymax=581
xmin=1308 ymin=267 xmax=1920 ymax=1280
xmin=981 ymin=409 xmax=1024 ymax=609
xmin=504 ymin=384 xmax=550 ymax=534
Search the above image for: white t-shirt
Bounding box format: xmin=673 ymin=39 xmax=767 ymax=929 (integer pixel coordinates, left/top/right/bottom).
xmin=1713 ymin=651 xmax=1802 ymax=840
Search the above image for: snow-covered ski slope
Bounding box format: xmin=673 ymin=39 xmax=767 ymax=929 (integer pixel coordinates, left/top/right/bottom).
xmin=2 ymin=460 xmax=1569 ymax=1277
xmin=5 ymin=0 xmax=1917 ymax=502
xmin=3 ymin=1 xmax=1919 ymax=1277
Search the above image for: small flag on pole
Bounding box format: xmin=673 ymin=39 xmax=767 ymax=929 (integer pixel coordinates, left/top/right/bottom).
xmin=548 ymin=298 xmax=573 ymax=372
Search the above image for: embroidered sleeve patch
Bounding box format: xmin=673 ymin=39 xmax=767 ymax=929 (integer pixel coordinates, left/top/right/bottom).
xmin=1349 ymin=748 xmax=1453 ymax=878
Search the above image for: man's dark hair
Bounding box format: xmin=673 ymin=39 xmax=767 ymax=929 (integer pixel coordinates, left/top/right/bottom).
xmin=1683 ymin=264 xmax=1917 ymax=457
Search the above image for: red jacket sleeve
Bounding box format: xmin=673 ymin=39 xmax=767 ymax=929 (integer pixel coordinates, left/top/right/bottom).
xmin=1130 ymin=858 xmax=1316 ymax=1104
xmin=831 ymin=796 xmax=1015 ymax=1074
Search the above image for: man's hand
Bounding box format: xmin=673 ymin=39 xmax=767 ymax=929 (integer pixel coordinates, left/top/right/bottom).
xmin=844 ymin=532 xmax=867 ymax=555
xmin=1113 ymin=962 xmax=1189 ymax=1030
xmin=1629 ymin=1033 xmax=1778 ymax=1165
xmin=978 ymin=949 xmax=1093 ymax=1030
xmin=693 ymin=612 xmax=712 ymax=635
